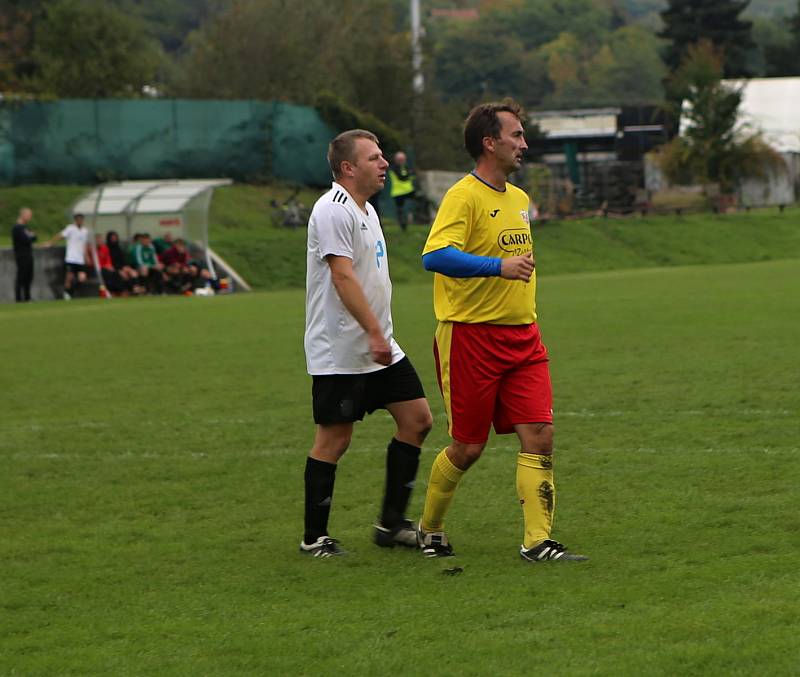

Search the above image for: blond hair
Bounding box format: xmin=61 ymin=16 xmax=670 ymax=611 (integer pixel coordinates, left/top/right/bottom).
xmin=327 ymin=129 xmax=379 ymax=179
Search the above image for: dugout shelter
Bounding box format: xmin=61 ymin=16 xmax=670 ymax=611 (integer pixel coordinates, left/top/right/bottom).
xmin=70 ymin=178 xmax=233 ymax=275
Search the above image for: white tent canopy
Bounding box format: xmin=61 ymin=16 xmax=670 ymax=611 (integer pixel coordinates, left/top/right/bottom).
xmin=680 ymin=77 xmax=800 ymax=153
xmin=723 ymin=77 xmax=800 ymax=153
xmin=71 ymin=178 xmax=231 ymax=251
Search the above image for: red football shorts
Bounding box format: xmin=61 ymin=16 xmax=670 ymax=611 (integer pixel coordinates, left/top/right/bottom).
xmin=433 ymin=322 xmax=553 ymax=444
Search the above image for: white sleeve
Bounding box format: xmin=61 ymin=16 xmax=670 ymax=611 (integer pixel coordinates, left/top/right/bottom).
xmin=315 ymin=203 xmax=354 ymax=261
xmin=61 ymin=225 xmax=72 ymax=238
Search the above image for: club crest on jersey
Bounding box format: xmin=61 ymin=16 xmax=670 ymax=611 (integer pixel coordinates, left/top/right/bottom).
xmin=520 ymin=210 xmax=530 ymax=224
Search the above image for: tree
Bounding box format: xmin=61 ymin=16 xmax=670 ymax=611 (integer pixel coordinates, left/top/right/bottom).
xmin=434 ymin=25 xmax=532 ymax=104
xmin=539 ymin=32 xmax=588 ymax=107
xmin=175 ymin=1 xmax=335 ymax=101
xmin=781 ymin=0 xmax=800 ymax=72
xmin=33 ymin=0 xmax=161 ymax=97
xmin=110 ymin=0 xmax=213 ymax=53
xmin=324 ymin=2 xmax=414 ymax=132
xmin=484 ymin=0 xmax=615 ymax=51
xmin=536 ymin=25 xmax=664 ymax=108
xmin=175 ymin=0 xmax=413 ymax=132
xmin=0 ymin=0 xmax=45 ymax=91
xmin=657 ymin=41 xmax=783 ymax=191
xmin=586 ymin=26 xmax=666 ymax=105
xmin=748 ymin=11 xmax=800 ymax=76
xmin=659 ymin=0 xmax=755 ymax=77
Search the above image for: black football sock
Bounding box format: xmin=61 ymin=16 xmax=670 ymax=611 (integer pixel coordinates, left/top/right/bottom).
xmin=304 ymin=457 xmax=337 ymax=545
xmin=380 ymin=438 xmax=421 ymax=529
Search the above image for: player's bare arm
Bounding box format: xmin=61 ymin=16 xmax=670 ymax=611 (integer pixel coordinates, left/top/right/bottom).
xmin=327 ymin=254 xmax=392 ymax=365
xmin=44 ymin=232 xmax=64 ymax=247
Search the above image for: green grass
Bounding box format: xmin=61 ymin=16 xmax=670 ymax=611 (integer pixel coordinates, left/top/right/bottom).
xmin=3 ymin=184 xmax=800 ymax=290
xmin=208 ymin=190 xmax=800 ymax=288
xmin=0 ymin=185 xmax=86 ymax=238
xmin=2 ymin=258 xmax=798 ymax=674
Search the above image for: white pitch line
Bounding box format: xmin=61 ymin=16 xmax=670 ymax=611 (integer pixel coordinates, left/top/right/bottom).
xmin=557 ymin=409 xmax=794 ymax=418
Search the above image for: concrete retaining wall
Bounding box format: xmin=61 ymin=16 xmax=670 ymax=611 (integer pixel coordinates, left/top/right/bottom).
xmin=1 ymin=247 xmax=73 ymax=303
xmin=1 ymin=245 xmax=248 ymax=303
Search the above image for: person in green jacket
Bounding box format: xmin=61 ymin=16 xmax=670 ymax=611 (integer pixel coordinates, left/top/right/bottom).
xmin=132 ymin=233 xmax=164 ymax=294
xmin=388 ymin=151 xmax=416 ymax=231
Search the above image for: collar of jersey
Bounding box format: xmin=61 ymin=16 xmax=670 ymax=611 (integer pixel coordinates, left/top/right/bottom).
xmin=332 ymin=181 xmax=355 ymax=200
xmin=469 ymin=171 xmax=507 ymax=193
xmin=332 ymin=181 xmax=373 ymax=217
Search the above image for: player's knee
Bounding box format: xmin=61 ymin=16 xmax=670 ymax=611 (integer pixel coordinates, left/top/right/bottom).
xmin=464 ymin=446 xmax=484 ymax=464
xmin=331 ymin=439 xmax=351 ymax=458
xmin=450 ymin=441 xmax=485 ymax=469
xmin=523 ymin=424 xmax=553 ymax=454
xmin=312 ymin=426 xmax=353 ymax=462
xmin=312 ymin=437 xmax=350 ymax=462
xmin=417 ymin=410 xmax=434 ymax=439
xmin=394 ymin=401 xmax=433 ymax=444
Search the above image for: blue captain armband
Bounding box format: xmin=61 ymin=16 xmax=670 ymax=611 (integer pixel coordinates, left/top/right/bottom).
xmin=422 ymin=246 xmax=502 ymax=278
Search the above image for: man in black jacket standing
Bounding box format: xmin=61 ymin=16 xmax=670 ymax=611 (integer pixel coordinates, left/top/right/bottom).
xmin=12 ymin=207 xmax=37 ymax=302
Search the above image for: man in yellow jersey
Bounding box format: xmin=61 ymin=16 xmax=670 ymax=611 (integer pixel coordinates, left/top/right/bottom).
xmin=416 ymin=99 xmax=587 ymax=562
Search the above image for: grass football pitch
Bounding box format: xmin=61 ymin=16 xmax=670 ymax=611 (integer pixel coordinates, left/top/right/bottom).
xmin=2 ymin=259 xmax=798 ymax=675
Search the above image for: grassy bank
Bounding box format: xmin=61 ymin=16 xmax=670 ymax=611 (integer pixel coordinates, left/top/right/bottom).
xmin=3 ymin=184 xmax=799 ymax=289
xmin=0 ymin=185 xmax=86 ymax=235
xmin=209 ymin=193 xmax=800 ymax=288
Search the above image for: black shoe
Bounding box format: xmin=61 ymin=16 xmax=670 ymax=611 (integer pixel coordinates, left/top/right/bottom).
xmin=520 ymin=539 xmax=587 ymax=562
xmin=299 ymin=536 xmax=346 ymax=557
xmin=374 ymin=519 xmax=418 ymax=548
xmin=416 ymin=521 xmax=455 ymax=558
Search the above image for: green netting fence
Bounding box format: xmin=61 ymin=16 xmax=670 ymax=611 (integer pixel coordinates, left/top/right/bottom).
xmin=0 ymin=99 xmax=335 ymax=186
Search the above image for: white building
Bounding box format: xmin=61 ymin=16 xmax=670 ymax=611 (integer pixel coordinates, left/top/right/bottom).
xmin=725 ymin=76 xmax=800 ymax=206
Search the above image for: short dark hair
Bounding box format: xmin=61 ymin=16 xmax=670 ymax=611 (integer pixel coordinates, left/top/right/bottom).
xmin=328 ymin=129 xmax=379 ymax=179
xmin=74 ymin=213 xmax=84 ymax=219
xmin=463 ymin=98 xmax=525 ymax=160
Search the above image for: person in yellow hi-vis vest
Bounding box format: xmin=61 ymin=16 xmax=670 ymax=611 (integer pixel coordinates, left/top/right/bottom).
xmin=388 ymin=151 xmax=416 ymax=231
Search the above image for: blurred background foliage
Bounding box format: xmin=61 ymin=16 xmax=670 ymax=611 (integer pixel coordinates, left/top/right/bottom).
xmin=2 ymin=0 xmax=799 ymax=169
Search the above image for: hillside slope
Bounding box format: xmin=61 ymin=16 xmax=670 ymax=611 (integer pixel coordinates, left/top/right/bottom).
xmin=2 ymin=184 xmax=798 ymax=290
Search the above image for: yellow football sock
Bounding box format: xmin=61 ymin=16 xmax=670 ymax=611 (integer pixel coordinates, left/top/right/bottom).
xmin=516 ymin=452 xmax=556 ymax=549
xmin=420 ymin=447 xmax=465 ymax=532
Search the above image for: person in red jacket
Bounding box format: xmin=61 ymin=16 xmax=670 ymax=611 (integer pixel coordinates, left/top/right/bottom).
xmin=90 ymin=234 xmax=125 ymax=295
xmin=162 ymin=238 xmax=195 ymax=293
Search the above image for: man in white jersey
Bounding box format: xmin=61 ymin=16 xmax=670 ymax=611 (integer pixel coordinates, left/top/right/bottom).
xmin=45 ymin=213 xmax=90 ymax=300
xmin=301 ymin=129 xmax=433 ymax=558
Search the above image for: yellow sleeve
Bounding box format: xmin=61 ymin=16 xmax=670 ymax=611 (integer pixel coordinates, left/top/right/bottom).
xmin=423 ymin=190 xmax=471 ymax=255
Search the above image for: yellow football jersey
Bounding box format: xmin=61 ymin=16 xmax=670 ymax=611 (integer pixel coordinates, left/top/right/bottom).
xmin=423 ymin=173 xmax=536 ymax=325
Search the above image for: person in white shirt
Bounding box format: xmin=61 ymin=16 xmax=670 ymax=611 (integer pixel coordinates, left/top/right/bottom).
xmin=300 ymin=129 xmax=433 ymax=558
xmin=46 ymin=213 xmax=90 ymax=299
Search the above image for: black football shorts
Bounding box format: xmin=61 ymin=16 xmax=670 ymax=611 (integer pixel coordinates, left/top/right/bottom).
xmin=312 ymin=356 xmax=426 ymax=424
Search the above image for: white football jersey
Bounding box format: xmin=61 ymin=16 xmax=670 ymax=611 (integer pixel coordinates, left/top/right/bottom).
xmin=61 ymin=224 xmax=89 ymax=264
xmin=304 ymin=182 xmax=404 ymax=375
